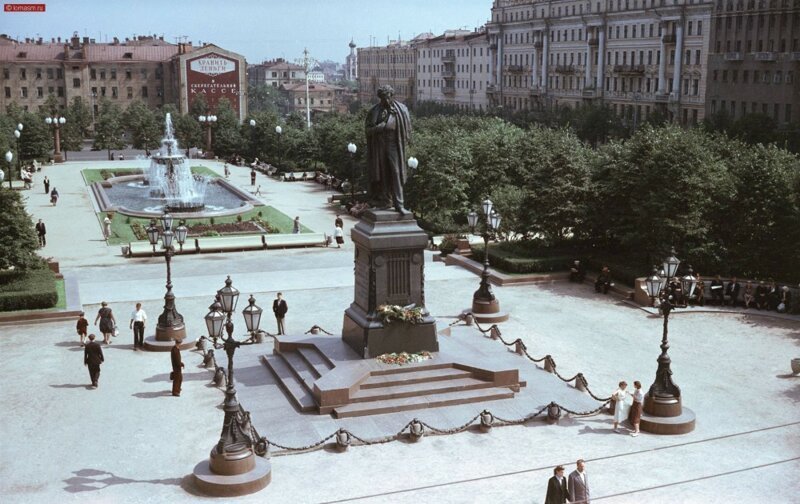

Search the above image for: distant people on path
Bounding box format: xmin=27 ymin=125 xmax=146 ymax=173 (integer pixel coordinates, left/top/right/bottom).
xmin=171 ymin=339 xmax=184 ymax=397
xmin=254 ymin=185 xmax=263 ymax=196
xmin=35 ymin=219 xmax=46 ymax=247
xmin=292 ymin=216 xmax=300 ymax=234
xmin=224 ymin=163 xmax=230 ymax=179
xmin=567 ymin=459 xmax=590 ymax=504
xmin=595 ymin=266 xmax=611 ymax=294
xmin=709 ymin=275 xmax=724 ymax=305
xmin=94 ymin=301 xmax=116 ymax=345
xmin=628 ymin=380 xmax=644 ymax=437
xmin=545 ymin=465 xmax=569 ymax=504
xmin=334 ymin=225 xmax=344 ymax=248
xmin=22 ymin=168 xmax=32 ymax=189
xmin=767 ymin=281 xmax=780 ymax=311
xmin=725 ymin=277 xmax=741 ymax=306
xmin=250 ymin=168 xmax=256 ymax=186
xmin=103 ymin=215 xmax=112 ymax=240
xmin=691 ymin=274 xmax=705 ymax=306
xmin=76 ymin=312 xmax=88 ymax=346
xmin=335 ymin=214 xmax=344 ymax=229
xmin=569 ymin=260 xmax=585 ymax=283
xmin=743 ymin=281 xmax=755 ymax=309
xmin=130 ymin=302 xmax=147 ymax=350
xmin=43 ymin=176 xmax=50 ymax=194
xmin=84 ymin=334 xmax=104 ymax=389
xmin=612 ymin=381 xmax=629 ymax=433
xmin=50 ymin=187 xmax=59 ymax=206
xmin=272 ymin=292 xmax=288 ymax=335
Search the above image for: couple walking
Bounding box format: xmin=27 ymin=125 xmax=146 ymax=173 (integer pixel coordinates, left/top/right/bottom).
xmin=545 ymin=459 xmax=590 ymax=504
xmin=611 ymin=380 xmax=644 ymax=436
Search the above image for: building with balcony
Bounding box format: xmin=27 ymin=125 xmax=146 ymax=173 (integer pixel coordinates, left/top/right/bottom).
xmin=705 ymin=0 xmax=799 ymax=125
xmin=357 ymin=34 xmax=430 ymax=106
xmin=486 ymin=0 xmax=714 ymax=124
xmin=415 ymin=29 xmax=491 ymax=111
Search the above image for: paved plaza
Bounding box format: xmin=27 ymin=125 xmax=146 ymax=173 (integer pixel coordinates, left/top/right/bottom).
xmin=1 ymin=160 xmax=798 ymax=503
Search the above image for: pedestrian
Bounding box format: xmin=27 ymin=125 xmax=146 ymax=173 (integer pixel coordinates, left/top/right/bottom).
xmin=129 ymin=302 xmax=147 ymax=350
xmin=224 ymin=163 xmax=230 ymax=179
xmin=567 ymin=459 xmax=590 ymax=504
xmin=628 ymin=380 xmax=644 ymax=436
xmin=103 ymin=215 xmax=112 ymax=239
xmin=250 ymin=168 xmax=256 ymax=186
xmin=171 ymin=339 xmax=184 ymax=396
xmin=94 ymin=301 xmax=116 ymax=345
xmin=254 ymin=184 xmax=263 ymax=196
xmin=335 ymin=214 xmax=344 ymax=229
xmin=334 ymin=225 xmax=344 ymax=248
xmin=35 ymin=219 xmax=46 ymax=247
xmin=43 ymin=175 xmax=50 ymax=194
xmin=50 ymin=187 xmax=59 ymax=206
xmin=612 ymin=380 xmax=630 ymax=432
xmin=84 ymin=334 xmax=104 ymax=389
xmin=292 ymin=216 xmax=300 ymax=234
xmin=272 ymin=292 xmax=288 ymax=335
xmin=76 ymin=311 xmax=88 ymax=346
xmin=545 ymin=465 xmax=569 ymax=504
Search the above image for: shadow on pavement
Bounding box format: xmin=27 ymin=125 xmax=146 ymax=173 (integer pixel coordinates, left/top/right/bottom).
xmin=50 ymin=383 xmax=93 ymax=390
xmin=142 ymin=371 xmax=213 ymax=383
xmin=63 ymin=468 xmax=182 ymax=493
xmin=131 ymin=390 xmax=174 ymax=399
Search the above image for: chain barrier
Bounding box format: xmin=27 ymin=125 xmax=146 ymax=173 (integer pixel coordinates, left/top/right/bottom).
xmin=304 ymin=325 xmax=334 ymax=335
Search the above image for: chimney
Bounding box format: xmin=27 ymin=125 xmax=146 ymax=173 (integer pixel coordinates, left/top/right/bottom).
xmin=89 ymin=38 xmax=95 ymax=44
xmin=113 ymin=37 xmax=119 ymax=45
xmin=63 ymin=43 xmax=70 ymax=60
xmin=82 ymin=36 xmax=89 ymax=44
xmin=57 ymin=36 xmax=61 ymax=43
xmin=37 ymin=37 xmax=42 ymax=44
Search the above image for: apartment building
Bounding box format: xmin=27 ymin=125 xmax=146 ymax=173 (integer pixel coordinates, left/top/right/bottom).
xmin=415 ymin=29 xmax=492 ymax=111
xmin=357 ymin=35 xmax=430 ymax=106
xmin=281 ymin=82 xmax=342 ymax=115
xmin=487 ymin=0 xmax=713 ymax=124
xmin=247 ymin=59 xmax=306 ymax=88
xmin=705 ymin=0 xmax=800 ymax=124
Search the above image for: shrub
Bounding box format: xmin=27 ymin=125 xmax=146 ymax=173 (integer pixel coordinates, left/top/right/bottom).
xmin=202 ymin=230 xmax=220 ymax=237
xmin=0 ymin=268 xmax=58 ymax=311
xmin=209 ymin=217 xmax=215 ymax=225
xmin=130 ymin=222 xmax=148 ymax=240
xmin=471 ymin=245 xmax=576 ymax=274
xmin=236 ymin=214 xmax=243 ymax=222
xmin=438 ymin=234 xmax=459 ymax=256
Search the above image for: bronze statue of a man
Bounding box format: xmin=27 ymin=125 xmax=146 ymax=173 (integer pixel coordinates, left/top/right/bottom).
xmin=365 ymin=85 xmax=412 ymax=214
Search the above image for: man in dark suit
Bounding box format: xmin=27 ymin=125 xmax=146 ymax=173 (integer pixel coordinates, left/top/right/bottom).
xmin=171 ymin=339 xmax=184 ymax=397
xmin=725 ymin=276 xmax=741 ymax=307
xmin=569 ymin=260 xmax=585 ymax=283
xmin=35 ymin=219 xmax=46 ymax=247
xmin=545 ymin=465 xmax=569 ymax=504
xmin=272 ymin=292 xmax=288 ymax=335
xmin=567 ymin=459 xmax=590 ymax=504
xmin=84 ymin=333 xmax=104 ymax=388
xmin=709 ymin=275 xmax=724 ymax=305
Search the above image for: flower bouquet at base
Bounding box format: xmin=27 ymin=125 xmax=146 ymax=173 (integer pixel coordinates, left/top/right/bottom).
xmin=376 ymin=351 xmax=433 ymax=366
xmin=376 ymin=303 xmax=425 ymax=325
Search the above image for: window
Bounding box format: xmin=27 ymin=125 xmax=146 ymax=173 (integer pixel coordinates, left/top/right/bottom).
xmin=110 ymin=69 xmax=116 ymax=79
xmin=100 ymin=69 xmax=106 ymax=80
xmin=57 ymin=86 xmax=64 ymax=97
xmin=73 ymin=78 xmax=80 ymax=88
xmin=56 ymin=69 xmax=63 ymax=79
xmin=21 ymin=87 xmax=28 ymax=98
xmin=140 ymin=69 xmax=148 ymax=79
xmin=20 ymin=69 xmax=27 ymax=80
xmin=2 ymin=68 xmax=8 ymax=79
xmin=35 ymin=68 xmax=42 ymax=79
xmin=112 ymin=86 xmax=118 ymax=98
xmin=4 ymin=87 xmax=10 ymax=98
xmin=90 ymin=68 xmax=96 ymax=80
xmin=101 ymin=87 xmax=106 ymax=97
xmin=47 ymin=68 xmax=53 ymax=79
xmin=37 ymin=86 xmax=43 ymax=97
xmin=141 ymin=86 xmax=148 ymax=97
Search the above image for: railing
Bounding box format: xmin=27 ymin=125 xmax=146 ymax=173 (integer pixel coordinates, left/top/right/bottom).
xmin=441 ymin=70 xmax=455 ymax=78
xmin=582 ymin=89 xmax=597 ymax=98
xmin=507 ymin=64 xmax=524 ymax=73
xmin=555 ymin=65 xmax=576 ymax=74
xmin=724 ymin=52 xmax=743 ymax=61
xmin=662 ymin=34 xmax=676 ymax=44
xmin=754 ymin=52 xmax=776 ymax=62
xmin=441 ymin=51 xmax=455 ymax=63
xmin=654 ymin=93 xmax=669 ymax=102
xmin=613 ymin=64 xmax=645 ymax=74
xmin=530 ymin=87 xmax=542 ymax=96
xmin=791 ymin=52 xmax=800 ymax=61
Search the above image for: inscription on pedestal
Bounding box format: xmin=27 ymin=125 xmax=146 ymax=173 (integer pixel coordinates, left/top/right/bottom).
xmin=354 ymin=249 xmax=370 ymax=312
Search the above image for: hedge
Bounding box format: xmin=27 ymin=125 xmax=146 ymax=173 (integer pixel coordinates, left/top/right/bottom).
xmin=471 ymin=245 xmax=578 ymax=274
xmin=0 ymin=269 xmax=59 ymax=311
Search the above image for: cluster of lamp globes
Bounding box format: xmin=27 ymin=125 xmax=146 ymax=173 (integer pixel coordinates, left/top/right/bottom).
xmin=644 ymin=249 xmax=698 ymax=301
xmin=203 ymin=276 xmax=263 ymax=342
xmin=45 ymin=116 xmax=66 ymax=127
xmin=198 ymin=115 xmax=218 ymax=123
xmin=467 ymin=198 xmax=502 ymax=232
xmin=145 ymin=212 xmax=189 ymax=251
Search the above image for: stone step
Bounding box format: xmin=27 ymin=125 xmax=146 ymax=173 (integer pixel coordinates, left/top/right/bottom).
xmin=370 ymin=362 xmax=454 ymax=376
xmin=296 ymin=346 xmax=334 ymax=378
xmin=360 ymin=367 xmax=472 ymax=389
xmin=260 ymin=355 xmax=316 ymax=412
xmin=351 ymin=377 xmax=495 ymax=403
xmin=333 ymin=387 xmax=516 ymax=418
xmin=279 ymin=350 xmax=317 ymax=391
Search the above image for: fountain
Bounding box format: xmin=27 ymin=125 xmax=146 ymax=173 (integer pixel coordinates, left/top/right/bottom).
xmin=146 ymin=113 xmax=208 ymax=212
xmin=92 ymin=113 xmax=260 ymax=219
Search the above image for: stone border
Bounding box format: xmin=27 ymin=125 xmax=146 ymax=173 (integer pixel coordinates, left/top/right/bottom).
xmin=0 ymin=273 xmax=83 ymax=326
xmin=624 ymin=299 xmax=800 ymax=323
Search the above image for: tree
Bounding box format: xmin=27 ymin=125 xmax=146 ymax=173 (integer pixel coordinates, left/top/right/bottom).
xmin=247 ymin=84 xmax=288 ymax=115
xmin=211 ymin=98 xmax=244 ymax=157
xmin=92 ymin=98 xmax=126 ymax=159
xmin=123 ymin=101 xmax=160 ymax=155
xmin=67 ymin=97 xmax=93 ymax=138
xmin=170 ymin=111 xmax=202 ymax=154
xmin=729 ymin=113 xmax=778 ymax=146
xmin=0 ymin=189 xmax=41 ymax=272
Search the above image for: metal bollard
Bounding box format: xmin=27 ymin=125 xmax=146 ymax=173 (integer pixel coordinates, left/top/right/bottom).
xmin=515 ymin=339 xmax=526 ymax=355
xmin=464 ymin=313 xmax=474 ymax=326
xmin=544 ymin=355 xmax=555 ymax=373
xmin=490 ymin=325 xmax=500 ymax=340
xmin=335 ymin=429 xmax=351 ymax=451
xmin=480 ymin=410 xmax=494 ymax=432
xmin=203 ymin=349 xmax=215 ymax=368
xmin=409 ymin=419 xmax=424 ymax=442
xmin=547 ymin=402 xmax=561 ymax=423
xmin=213 ymin=366 xmax=226 ymax=386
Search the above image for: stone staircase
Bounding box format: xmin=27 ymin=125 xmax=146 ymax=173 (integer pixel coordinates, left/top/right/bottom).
xmin=261 ymin=345 xmax=335 ymax=412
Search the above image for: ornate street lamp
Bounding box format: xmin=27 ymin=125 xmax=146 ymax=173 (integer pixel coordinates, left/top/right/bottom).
xmin=641 ymin=247 xmax=697 ymax=434
xmin=465 ymin=199 xmax=508 ymax=323
xmin=194 ymin=277 xmax=271 ymax=496
xmin=144 ymin=211 xmax=189 ymax=350
xmin=45 ymin=116 xmax=66 ymax=163
xmin=4 ymin=151 xmax=12 ymax=189
xmin=13 ymin=124 xmax=22 ymax=188
xmin=248 ymin=119 xmax=257 ymax=161
xmin=198 ymin=114 xmax=217 ymax=155
xmin=346 ymin=142 xmax=357 ymax=203
xmin=275 ymin=125 xmax=283 ymax=168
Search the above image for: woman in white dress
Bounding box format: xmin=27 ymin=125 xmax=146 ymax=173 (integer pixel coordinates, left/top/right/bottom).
xmin=612 ymin=381 xmax=629 ymax=432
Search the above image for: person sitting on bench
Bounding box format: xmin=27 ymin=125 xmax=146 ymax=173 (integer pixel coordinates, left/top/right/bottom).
xmin=742 ymin=281 xmax=754 ymax=309
xmin=755 ymin=281 xmax=769 ymax=310
xmin=692 ymin=274 xmax=706 ymax=306
xmin=776 ymin=286 xmax=792 ymax=313
xmin=595 ymin=266 xmax=612 ymax=294
xmin=725 ymin=276 xmax=741 ymax=307
xmin=709 ymin=275 xmax=724 ymax=305
xmin=569 ymin=260 xmax=585 ymax=283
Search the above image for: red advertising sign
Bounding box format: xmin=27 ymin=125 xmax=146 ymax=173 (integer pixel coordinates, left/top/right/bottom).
xmin=185 ymin=52 xmax=241 ymax=118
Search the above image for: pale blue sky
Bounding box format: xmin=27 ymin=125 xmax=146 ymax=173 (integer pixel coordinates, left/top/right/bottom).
xmin=2 ymin=0 xmax=492 ymax=64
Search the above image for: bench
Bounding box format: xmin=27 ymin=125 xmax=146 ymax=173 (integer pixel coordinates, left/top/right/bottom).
xmin=9 ymin=180 xmax=28 ymax=190
xmin=584 ymin=272 xmax=635 ymax=299
xmin=281 ymin=172 xmax=311 ymax=182
xmin=196 ymin=235 xmax=265 ymax=253
xmin=264 ymin=232 xmax=328 ymax=249
xmin=126 ymin=240 xmax=199 ymax=257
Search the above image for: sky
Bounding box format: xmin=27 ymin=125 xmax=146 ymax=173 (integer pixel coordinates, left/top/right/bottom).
xmin=1 ymin=0 xmax=492 ymax=64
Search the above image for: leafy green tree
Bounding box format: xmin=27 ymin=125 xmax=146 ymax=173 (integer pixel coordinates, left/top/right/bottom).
xmin=17 ymin=111 xmax=51 ymax=162
xmin=211 ymin=98 xmax=245 ymax=157
xmin=92 ymin=98 xmax=126 ymax=159
xmin=189 ymin=93 xmax=209 ymax=118
xmin=123 ymin=101 xmax=160 ymax=155
xmin=67 ymin=96 xmax=93 ymax=137
xmin=247 ymin=84 xmax=288 ymax=115
xmin=0 ymin=189 xmax=41 ymax=271
xmin=171 ymin=112 xmax=202 ymax=154
xmin=729 ymin=113 xmax=778 ymax=146
xmin=312 ymin=112 xmax=363 ymax=180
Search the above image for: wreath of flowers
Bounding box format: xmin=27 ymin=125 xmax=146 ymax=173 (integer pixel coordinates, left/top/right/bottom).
xmin=376 ymin=304 xmax=425 ymax=325
xmin=376 ymin=351 xmax=433 ymax=366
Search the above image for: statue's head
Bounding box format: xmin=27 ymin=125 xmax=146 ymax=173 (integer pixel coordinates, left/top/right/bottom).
xmin=377 ymin=85 xmax=395 ymax=105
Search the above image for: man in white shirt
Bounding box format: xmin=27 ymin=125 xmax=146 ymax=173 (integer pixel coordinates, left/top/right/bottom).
xmin=130 ymin=303 xmax=147 ymax=350
xmin=568 ymin=459 xmax=590 ymax=504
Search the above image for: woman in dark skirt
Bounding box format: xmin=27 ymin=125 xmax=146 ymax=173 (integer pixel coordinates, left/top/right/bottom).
xmin=628 ymin=380 xmax=644 ymax=436
xmin=94 ymin=301 xmax=116 ymax=344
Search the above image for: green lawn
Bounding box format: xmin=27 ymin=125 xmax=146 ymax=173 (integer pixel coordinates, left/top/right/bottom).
xmin=55 ymin=278 xmax=66 ymax=309
xmin=82 ymin=166 xmax=220 ymax=185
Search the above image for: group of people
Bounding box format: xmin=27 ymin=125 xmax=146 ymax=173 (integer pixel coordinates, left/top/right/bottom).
xmin=568 ymin=260 xmax=613 ymax=295
xmin=545 ymin=459 xmax=591 ymax=504
xmin=689 ymin=275 xmax=793 ymax=312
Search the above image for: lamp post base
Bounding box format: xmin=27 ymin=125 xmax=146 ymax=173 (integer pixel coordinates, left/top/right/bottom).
xmin=143 ymin=324 xmax=194 ymax=351
xmin=193 ymin=447 xmax=271 ymax=497
xmin=53 ymin=153 xmax=64 ymax=163
xmin=640 ymin=394 xmax=696 ymax=435
xmin=466 ymin=298 xmax=509 ymax=324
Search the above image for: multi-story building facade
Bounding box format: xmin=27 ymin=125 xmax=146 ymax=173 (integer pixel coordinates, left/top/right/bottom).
xmin=487 ymin=0 xmax=713 ymax=124
xmin=247 ymin=59 xmax=305 ymax=88
xmin=415 ymin=29 xmax=492 ymax=111
xmin=357 ymin=35 xmax=429 ymax=106
xmin=281 ymin=82 xmax=341 ymax=115
xmin=1 ymin=33 xmax=247 ymax=121
xmin=705 ymin=0 xmax=799 ymax=125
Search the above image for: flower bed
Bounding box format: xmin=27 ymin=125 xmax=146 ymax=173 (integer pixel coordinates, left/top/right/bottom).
xmin=376 ymin=351 xmax=433 ymax=366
